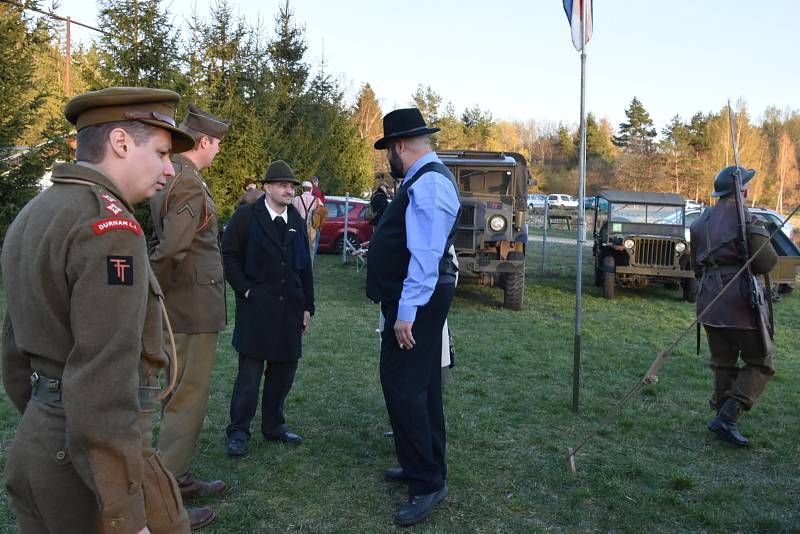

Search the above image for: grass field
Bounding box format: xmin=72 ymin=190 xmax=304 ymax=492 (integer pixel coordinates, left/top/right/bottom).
xmin=2 ymin=243 xmax=800 ymax=533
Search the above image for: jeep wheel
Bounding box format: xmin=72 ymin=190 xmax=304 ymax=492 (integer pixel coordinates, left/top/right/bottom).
xmin=682 ymin=277 xmax=697 ymax=303
xmin=503 ymin=251 xmax=525 ymax=310
xmin=602 ymin=255 xmax=615 ymax=299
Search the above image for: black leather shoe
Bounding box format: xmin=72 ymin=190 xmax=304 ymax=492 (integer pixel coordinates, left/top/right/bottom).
xmin=267 ymin=431 xmax=303 ymax=445
xmin=227 ymin=437 xmax=248 ymax=457
xmin=707 ymin=399 xmax=748 ymax=446
xmin=384 ymin=467 xmax=408 ymax=482
xmin=394 ymin=484 xmax=448 ymax=527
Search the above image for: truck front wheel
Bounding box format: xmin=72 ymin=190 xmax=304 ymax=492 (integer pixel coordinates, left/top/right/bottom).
xmin=503 ymin=251 xmax=525 ymax=310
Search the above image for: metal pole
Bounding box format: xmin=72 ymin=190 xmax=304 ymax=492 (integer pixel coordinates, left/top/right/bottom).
xmin=342 ymin=192 xmax=350 ymax=264
xmin=65 ymin=17 xmax=71 ymax=97
xmin=542 ymin=201 xmax=549 ymax=273
xmin=572 ymin=2 xmax=588 ymax=414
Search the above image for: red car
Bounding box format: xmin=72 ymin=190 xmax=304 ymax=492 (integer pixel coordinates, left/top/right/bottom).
xmin=317 ymin=196 xmax=374 ymax=254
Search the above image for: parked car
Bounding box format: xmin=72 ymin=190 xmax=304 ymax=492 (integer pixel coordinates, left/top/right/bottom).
xmin=685 ymin=199 xmax=703 ymax=211
xmin=547 ymin=193 xmax=578 ymax=209
xmin=527 ymin=193 xmax=546 ymax=210
xmin=584 ymin=195 xmax=609 ymax=211
xmin=750 ymin=207 xmax=794 ymax=240
xmin=682 ymin=206 xmax=793 ymax=243
xmin=317 ymin=196 xmax=373 ymax=254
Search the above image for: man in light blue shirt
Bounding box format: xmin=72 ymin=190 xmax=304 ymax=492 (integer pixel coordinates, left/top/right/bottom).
xmin=367 ymin=108 xmax=460 ymax=526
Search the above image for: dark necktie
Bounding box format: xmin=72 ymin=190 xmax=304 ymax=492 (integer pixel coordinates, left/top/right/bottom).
xmin=274 ymin=216 xmax=286 ymax=239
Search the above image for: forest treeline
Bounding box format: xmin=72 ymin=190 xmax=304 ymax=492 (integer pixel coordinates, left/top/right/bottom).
xmin=2 ymin=0 xmax=799 ymax=238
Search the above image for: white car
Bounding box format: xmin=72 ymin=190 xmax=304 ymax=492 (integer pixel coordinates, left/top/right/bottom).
xmin=527 ymin=194 xmax=546 ymax=209
xmin=685 ymin=199 xmax=703 ymax=210
xmin=547 ymin=194 xmax=578 ymax=209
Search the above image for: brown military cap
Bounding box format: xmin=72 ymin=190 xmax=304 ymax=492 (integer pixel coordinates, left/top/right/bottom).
xmin=180 ymin=104 xmax=230 ymax=140
xmin=64 ymin=87 xmax=195 ymax=153
xmin=262 ymin=160 xmax=299 ymax=185
xmin=244 ymin=178 xmax=258 ymax=188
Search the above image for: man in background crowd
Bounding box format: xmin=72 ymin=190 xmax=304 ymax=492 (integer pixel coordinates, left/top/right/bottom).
xmin=292 ymin=180 xmax=324 ymax=264
xmin=238 ymin=178 xmax=263 ymax=206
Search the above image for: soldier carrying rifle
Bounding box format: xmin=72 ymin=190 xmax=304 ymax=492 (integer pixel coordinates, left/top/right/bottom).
xmin=690 ymin=156 xmax=779 ymax=446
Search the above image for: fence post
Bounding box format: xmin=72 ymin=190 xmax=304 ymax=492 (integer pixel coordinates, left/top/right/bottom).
xmin=342 ymin=192 xmax=350 ymax=264
xmin=542 ymin=202 xmax=549 ymax=273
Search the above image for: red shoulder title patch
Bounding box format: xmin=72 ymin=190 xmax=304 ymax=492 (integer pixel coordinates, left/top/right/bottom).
xmin=92 ymin=218 xmax=142 ymax=236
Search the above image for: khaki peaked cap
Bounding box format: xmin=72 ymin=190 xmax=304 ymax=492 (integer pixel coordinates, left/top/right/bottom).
xmin=64 ymin=87 xmax=195 ymax=153
xmin=262 ymin=160 xmax=300 ymax=185
xmin=180 ymin=104 xmax=230 ymax=140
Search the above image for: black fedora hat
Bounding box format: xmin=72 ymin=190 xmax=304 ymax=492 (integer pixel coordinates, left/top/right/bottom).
xmin=374 ymin=108 xmax=440 ymax=150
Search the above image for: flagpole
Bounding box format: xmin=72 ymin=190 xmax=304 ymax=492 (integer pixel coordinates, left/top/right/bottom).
xmin=572 ymin=0 xmax=588 ymax=414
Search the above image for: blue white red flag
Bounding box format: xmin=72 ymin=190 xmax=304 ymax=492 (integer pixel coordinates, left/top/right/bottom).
xmin=563 ymin=0 xmax=593 ymax=51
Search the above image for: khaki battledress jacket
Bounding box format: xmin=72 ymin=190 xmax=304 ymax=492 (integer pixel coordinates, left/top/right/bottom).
xmin=149 ymin=154 xmax=226 ymax=333
xmin=689 ymin=196 xmax=778 ymax=328
xmin=1 ymin=162 xmax=187 ymax=532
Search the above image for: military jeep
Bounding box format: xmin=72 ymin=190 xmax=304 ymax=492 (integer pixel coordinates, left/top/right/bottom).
xmin=592 ymin=190 xmax=697 ymax=301
xmin=437 ymin=150 xmax=530 ymax=310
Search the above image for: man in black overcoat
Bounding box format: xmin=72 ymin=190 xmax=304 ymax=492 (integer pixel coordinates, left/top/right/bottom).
xmin=221 ymin=160 xmax=314 ymax=457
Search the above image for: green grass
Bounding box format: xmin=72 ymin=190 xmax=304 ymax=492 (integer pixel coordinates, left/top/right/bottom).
xmin=2 ymin=244 xmax=800 ymax=532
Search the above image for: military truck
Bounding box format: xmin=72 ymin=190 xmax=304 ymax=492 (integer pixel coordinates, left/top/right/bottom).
xmin=438 ymin=150 xmax=530 ymax=310
xmin=592 ymin=190 xmax=696 ymax=301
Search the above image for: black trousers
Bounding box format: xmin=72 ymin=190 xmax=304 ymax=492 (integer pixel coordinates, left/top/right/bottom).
xmin=226 ymin=354 xmax=298 ymax=440
xmin=380 ymin=283 xmax=455 ymax=496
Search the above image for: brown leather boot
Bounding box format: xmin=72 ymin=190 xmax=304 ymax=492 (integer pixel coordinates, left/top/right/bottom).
xmin=177 ymin=472 xmax=228 ymax=499
xmin=187 ymin=506 xmax=217 ymax=530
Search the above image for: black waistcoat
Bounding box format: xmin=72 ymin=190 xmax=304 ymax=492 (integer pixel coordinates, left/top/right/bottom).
xmin=366 ymin=161 xmax=460 ymax=304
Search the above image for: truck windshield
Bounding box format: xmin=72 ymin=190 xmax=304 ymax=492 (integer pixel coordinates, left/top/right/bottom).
xmin=610 ymin=203 xmax=683 ymax=225
xmin=458 ymin=168 xmax=512 ymax=195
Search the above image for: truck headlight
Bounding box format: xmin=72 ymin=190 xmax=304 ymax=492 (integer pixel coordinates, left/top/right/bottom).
xmin=675 ymin=242 xmax=686 ymax=253
xmin=489 ymin=215 xmax=507 ymax=233
xmin=623 ymin=239 xmax=635 ymax=249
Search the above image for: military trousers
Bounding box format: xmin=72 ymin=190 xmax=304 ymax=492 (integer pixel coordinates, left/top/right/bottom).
xmin=704 ymin=325 xmax=775 ymax=411
xmin=157 ymin=332 xmax=219 ymax=477
xmin=380 ymin=282 xmax=455 ymax=497
xmin=5 ymin=400 xmax=189 ymax=534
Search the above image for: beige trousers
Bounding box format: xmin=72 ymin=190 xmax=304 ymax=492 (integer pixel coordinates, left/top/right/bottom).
xmin=157 ymin=332 xmax=218 ymax=477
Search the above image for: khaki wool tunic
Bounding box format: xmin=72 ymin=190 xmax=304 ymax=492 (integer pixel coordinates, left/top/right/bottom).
xmin=149 ymin=154 xmax=226 ymax=333
xmin=1 ymin=162 xmax=187 ymax=533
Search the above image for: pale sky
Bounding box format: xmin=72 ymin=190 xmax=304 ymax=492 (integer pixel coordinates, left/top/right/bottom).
xmin=51 ymin=0 xmax=798 ymax=134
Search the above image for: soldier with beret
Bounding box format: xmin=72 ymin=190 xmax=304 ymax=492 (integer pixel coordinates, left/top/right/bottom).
xmin=238 ymin=179 xmax=263 ymax=206
xmin=690 ymin=166 xmax=778 ymax=446
xmin=221 ymin=160 xmax=315 ymax=457
xmin=148 ymin=104 xmax=230 ymax=520
xmin=1 ymin=87 xmax=197 ymax=532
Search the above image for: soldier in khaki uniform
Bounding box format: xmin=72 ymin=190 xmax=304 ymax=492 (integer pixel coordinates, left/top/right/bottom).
xmin=690 ymin=166 xmax=778 ymax=447
xmin=1 ymin=88 xmax=197 ymax=533
xmin=148 ymin=105 xmax=229 ymax=512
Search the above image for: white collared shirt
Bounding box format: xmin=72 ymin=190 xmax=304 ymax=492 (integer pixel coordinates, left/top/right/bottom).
xmin=265 ymin=197 xmax=288 ymax=223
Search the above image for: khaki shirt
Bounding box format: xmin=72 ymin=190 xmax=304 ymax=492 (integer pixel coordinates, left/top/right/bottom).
xmin=1 ymin=162 xmax=169 ymax=532
xmin=149 ymin=154 xmax=226 ymax=333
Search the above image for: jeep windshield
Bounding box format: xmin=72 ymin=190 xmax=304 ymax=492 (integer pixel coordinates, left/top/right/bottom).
xmin=458 ymin=168 xmax=513 ymax=195
xmin=610 ymin=203 xmax=683 ymax=225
